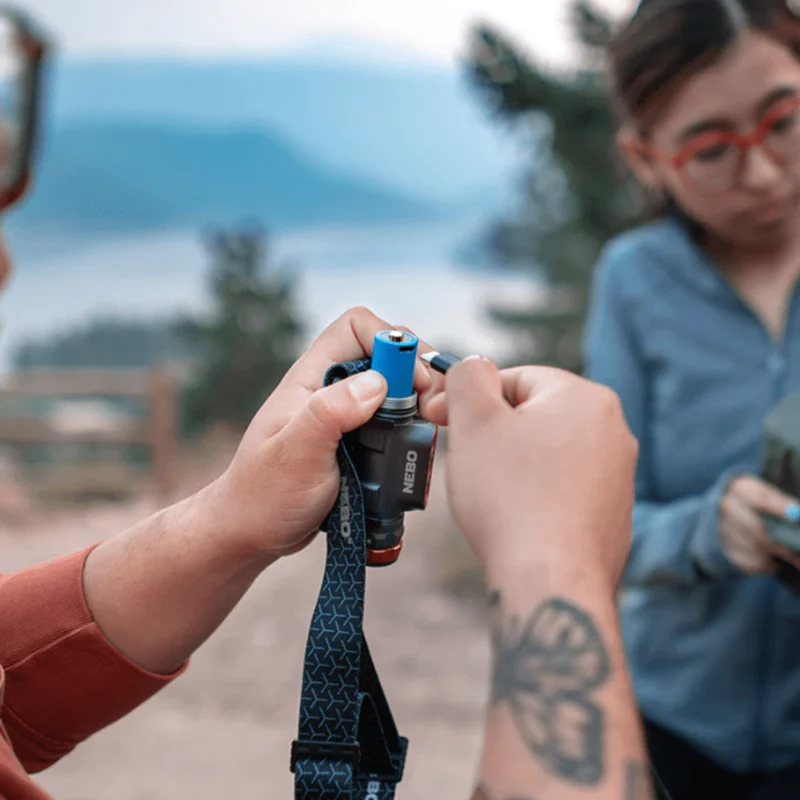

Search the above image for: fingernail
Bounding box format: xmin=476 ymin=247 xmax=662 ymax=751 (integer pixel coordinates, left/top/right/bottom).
xmin=414 ymin=355 xmax=433 ymax=389
xmin=786 ymin=503 xmax=800 ymax=523
xmin=464 ymin=354 xmax=487 ymax=362
xmin=349 ymin=369 xmax=386 ymax=403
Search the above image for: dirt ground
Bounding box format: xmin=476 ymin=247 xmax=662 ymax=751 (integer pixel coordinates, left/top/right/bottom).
xmin=0 ymin=454 xmax=492 ymax=800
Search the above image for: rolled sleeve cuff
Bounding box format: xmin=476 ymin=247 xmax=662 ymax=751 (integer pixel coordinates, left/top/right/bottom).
xmin=0 ymin=544 xmax=187 ymax=772
xmin=690 ymin=465 xmax=750 ymax=581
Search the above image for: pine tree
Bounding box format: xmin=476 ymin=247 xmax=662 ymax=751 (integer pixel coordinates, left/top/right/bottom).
xmin=465 ymin=0 xmax=644 ymax=371
xmin=179 ymin=224 xmax=305 ymax=433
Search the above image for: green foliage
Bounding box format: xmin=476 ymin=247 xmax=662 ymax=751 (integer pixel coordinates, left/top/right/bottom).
xmin=12 ymin=224 xmax=306 ymax=438
xmin=465 ymin=0 xmax=644 ymax=371
xmin=13 ymin=317 xmax=190 ymax=370
xmin=179 ymin=224 xmax=305 ymax=434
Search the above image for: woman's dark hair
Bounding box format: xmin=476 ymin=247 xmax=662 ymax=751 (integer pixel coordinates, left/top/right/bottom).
xmin=607 ymin=0 xmax=800 ymax=225
xmin=608 ymin=0 xmax=800 ymax=125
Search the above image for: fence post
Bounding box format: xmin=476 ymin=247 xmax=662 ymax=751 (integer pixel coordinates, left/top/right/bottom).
xmin=149 ymin=365 xmax=177 ymax=505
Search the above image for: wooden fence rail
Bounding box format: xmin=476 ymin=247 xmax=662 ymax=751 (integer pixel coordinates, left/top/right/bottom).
xmin=0 ymin=367 xmax=178 ymax=504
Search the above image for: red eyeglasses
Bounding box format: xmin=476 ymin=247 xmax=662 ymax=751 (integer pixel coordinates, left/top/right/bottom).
xmin=635 ymin=95 xmax=800 ymax=195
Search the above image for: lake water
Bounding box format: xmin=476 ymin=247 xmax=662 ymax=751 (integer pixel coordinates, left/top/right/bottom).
xmin=0 ymin=217 xmax=546 ymax=370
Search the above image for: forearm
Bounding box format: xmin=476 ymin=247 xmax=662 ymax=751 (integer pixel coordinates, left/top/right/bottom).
xmin=83 ymin=482 xmax=274 ymax=675
xmin=472 ymin=555 xmax=653 ymax=800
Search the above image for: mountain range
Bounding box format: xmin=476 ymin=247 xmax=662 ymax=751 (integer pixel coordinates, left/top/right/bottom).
xmin=6 ymin=48 xmax=519 ymax=240
xmin=9 ymin=121 xmax=432 ymax=237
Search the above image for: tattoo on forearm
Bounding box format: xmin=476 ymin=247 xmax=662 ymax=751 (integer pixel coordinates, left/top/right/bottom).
xmin=487 ymin=591 xmax=611 ymax=786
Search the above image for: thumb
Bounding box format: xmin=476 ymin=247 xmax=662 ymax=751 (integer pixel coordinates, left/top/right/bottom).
xmin=286 ymin=369 xmax=387 ymax=452
xmin=445 ymin=356 xmax=507 ymax=429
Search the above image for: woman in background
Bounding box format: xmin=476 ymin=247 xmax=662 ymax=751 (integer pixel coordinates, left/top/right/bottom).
xmin=584 ymin=0 xmax=800 ymax=796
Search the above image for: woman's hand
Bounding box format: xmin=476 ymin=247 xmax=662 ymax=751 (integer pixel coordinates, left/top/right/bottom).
xmin=719 ymin=475 xmax=800 ymax=574
xmin=197 ymin=306 xmax=444 ymax=562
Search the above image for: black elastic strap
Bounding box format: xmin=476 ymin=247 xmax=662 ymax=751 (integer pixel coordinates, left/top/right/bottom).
xmin=292 ymin=358 xmax=407 ymax=799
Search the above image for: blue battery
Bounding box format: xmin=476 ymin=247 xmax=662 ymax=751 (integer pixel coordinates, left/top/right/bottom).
xmin=371 ymin=330 xmax=418 ymax=398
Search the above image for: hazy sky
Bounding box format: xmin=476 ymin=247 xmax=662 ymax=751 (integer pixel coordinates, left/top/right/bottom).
xmin=20 ymin=0 xmax=632 ymax=67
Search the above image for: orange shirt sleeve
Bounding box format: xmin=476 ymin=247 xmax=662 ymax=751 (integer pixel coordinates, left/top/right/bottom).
xmin=0 ymin=544 xmax=187 ymax=773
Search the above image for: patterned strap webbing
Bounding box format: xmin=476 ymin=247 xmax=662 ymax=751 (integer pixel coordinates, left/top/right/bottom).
xmin=291 ymin=358 xmax=408 ymax=800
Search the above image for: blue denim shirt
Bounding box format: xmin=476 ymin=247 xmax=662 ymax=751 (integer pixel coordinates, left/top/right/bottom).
xmin=583 ymin=216 xmax=800 ymax=773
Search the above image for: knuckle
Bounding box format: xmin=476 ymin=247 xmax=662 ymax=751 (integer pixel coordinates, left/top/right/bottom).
xmin=545 ymin=364 xmax=573 ymax=379
xmin=727 ymin=475 xmax=744 ymax=494
xmin=305 ymin=390 xmax=338 ymax=432
xmin=339 ymin=305 xmax=380 ymax=334
xmin=537 ymin=367 xmax=582 ymax=400
xmin=553 ymin=366 xmax=584 ymax=389
xmin=594 ymin=382 xmax=621 ymax=409
xmin=736 ymin=475 xmax=758 ymax=498
xmin=344 ymin=304 xmax=373 ymax=321
xmin=753 ymin=483 xmax=778 ymax=514
xmin=745 ymin=478 xmax=765 ymax=502
xmin=529 ymin=364 xmax=566 ymax=384
xmin=607 ymin=387 xmax=625 ymax=415
xmin=595 ymin=384 xmax=628 ymax=427
xmin=455 ymin=356 xmax=492 ymax=380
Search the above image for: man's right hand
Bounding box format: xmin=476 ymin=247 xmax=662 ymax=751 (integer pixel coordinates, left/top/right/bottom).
xmin=442 ymin=357 xmax=638 ymax=589
xmin=720 ymin=475 xmax=800 ymax=574
xmin=442 ymin=358 xmax=652 ymax=799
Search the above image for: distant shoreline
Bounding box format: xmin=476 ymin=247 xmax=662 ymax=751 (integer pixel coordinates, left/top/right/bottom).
xmin=0 ymin=221 xmax=545 ymax=371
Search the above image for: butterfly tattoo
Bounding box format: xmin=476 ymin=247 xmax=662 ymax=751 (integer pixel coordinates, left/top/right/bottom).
xmin=487 ymin=591 xmax=611 ymax=785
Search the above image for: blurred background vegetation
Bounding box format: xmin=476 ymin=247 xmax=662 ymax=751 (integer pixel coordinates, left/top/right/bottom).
xmin=465 ymin=0 xmax=643 ymax=371
xmin=0 ymin=0 xmax=646 ymax=517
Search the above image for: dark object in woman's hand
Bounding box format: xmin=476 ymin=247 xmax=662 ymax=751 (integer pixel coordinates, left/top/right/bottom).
xmin=772 ymin=555 xmax=800 ymax=595
xmin=760 ymin=392 xmax=800 ymax=553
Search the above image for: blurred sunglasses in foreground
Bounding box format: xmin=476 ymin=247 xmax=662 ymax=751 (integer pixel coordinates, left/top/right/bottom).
xmin=0 ymin=6 xmax=48 ymax=212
